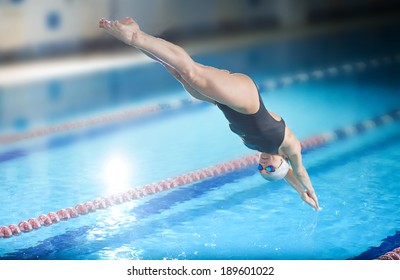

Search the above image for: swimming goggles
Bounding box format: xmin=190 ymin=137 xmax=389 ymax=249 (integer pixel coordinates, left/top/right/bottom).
xmin=258 ymin=159 xmax=283 ymax=173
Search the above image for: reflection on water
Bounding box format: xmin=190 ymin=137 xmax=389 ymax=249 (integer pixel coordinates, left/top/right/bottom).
xmin=101 ymin=153 xmax=133 ymax=194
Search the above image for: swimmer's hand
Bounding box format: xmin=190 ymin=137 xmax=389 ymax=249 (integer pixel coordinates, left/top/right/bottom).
xmin=300 ymin=190 xmax=320 ymax=211
xmin=99 ymin=17 xmax=142 ymax=46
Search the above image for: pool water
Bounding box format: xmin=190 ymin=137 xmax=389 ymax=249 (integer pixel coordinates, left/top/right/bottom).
xmin=0 ymin=23 xmax=400 ymax=260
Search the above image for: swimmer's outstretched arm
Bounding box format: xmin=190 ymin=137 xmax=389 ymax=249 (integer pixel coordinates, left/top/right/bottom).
xmin=284 ymin=168 xmax=319 ymax=210
xmin=282 ymin=140 xmax=320 ymax=210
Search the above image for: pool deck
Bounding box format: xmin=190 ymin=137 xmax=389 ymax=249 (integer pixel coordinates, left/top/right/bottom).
xmin=0 ymin=14 xmax=399 ymax=87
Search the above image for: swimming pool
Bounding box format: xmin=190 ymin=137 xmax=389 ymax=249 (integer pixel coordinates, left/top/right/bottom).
xmin=0 ymin=22 xmax=400 ymax=260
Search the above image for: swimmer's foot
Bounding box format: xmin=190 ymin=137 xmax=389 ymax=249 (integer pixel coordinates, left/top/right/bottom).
xmin=99 ymin=17 xmax=142 ymax=46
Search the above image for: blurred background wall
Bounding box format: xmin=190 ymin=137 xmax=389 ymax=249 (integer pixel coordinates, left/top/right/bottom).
xmin=1 ymin=0 xmax=399 ymax=61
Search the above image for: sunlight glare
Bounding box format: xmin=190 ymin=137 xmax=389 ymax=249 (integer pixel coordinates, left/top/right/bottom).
xmin=101 ymin=154 xmax=133 ymax=193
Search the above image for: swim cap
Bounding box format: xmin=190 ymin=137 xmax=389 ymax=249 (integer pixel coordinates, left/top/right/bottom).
xmin=260 ymin=158 xmax=290 ymax=181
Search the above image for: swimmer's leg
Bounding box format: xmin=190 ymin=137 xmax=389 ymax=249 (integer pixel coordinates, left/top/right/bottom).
xmin=100 ymin=17 xmax=259 ymax=113
xmin=141 ymin=49 xmax=215 ymax=103
xmin=164 ymin=64 xmax=217 ymax=104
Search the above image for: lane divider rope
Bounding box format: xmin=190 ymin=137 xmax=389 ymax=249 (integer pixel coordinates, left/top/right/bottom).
xmin=1 ymin=108 xmax=399 ymax=239
xmin=0 ymin=53 xmax=399 ymax=145
xmin=259 ymin=54 xmax=400 ymax=92
xmin=0 ymin=99 xmax=203 ymax=145
xmin=378 ymin=248 xmax=400 ymax=260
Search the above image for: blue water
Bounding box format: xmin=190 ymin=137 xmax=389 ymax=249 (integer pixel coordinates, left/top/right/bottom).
xmin=0 ymin=23 xmax=400 ymax=260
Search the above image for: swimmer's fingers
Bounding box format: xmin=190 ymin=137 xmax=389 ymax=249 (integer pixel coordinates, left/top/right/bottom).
xmin=311 ymin=200 xmax=320 ymax=211
xmin=309 ymin=197 xmax=319 ymax=211
xmin=312 ymin=195 xmax=320 ymax=210
xmin=314 ymin=199 xmax=320 ymax=210
xmin=305 ymin=189 xmax=319 ymax=210
xmin=307 ymin=199 xmax=318 ymax=211
xmin=301 ymin=191 xmax=319 ymax=210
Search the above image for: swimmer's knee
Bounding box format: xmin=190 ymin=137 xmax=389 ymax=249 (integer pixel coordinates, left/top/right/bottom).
xmin=180 ymin=63 xmax=202 ymax=86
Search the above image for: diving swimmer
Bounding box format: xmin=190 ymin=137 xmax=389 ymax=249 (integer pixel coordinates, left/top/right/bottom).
xmin=99 ymin=17 xmax=320 ymax=210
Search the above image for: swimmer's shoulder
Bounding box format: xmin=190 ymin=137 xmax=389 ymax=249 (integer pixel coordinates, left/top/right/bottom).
xmin=280 ymin=125 xmax=301 ymax=156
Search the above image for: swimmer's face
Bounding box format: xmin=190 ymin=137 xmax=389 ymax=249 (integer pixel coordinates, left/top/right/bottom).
xmin=258 ymin=153 xmax=283 ymax=175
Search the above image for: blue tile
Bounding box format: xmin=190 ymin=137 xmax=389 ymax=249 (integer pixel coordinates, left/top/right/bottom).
xmin=46 ymin=11 xmax=61 ymax=30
